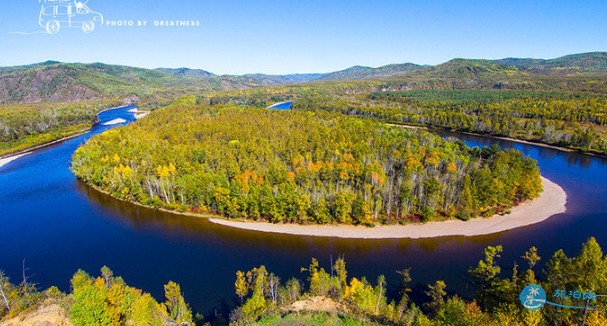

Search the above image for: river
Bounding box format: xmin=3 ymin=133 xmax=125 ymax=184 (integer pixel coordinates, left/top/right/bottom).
xmin=1 ymin=106 xmax=606 ymax=316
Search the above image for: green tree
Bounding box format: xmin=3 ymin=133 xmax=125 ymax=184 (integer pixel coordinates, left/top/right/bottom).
xmin=235 ymin=270 xmax=249 ymax=304
xmin=468 ymin=245 xmax=503 ymax=311
xmin=69 ymin=271 xmax=120 ymax=326
xmin=424 ymin=280 xmax=446 ymax=316
xmin=131 ymin=293 xmax=167 ymax=326
xmin=164 ymin=281 xmax=193 ymax=325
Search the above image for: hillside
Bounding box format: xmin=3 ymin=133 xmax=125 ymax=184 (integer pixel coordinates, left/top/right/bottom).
xmin=317 ymin=63 xmax=423 ymax=81
xmin=2 ymin=52 xmax=607 ymax=104
xmin=495 ymin=52 xmax=607 ymax=75
xmin=416 ymin=59 xmax=526 ymax=78
xmin=0 ymin=62 xmax=264 ymax=104
xmin=242 ymin=73 xmax=323 ymax=86
xmin=155 ymin=67 xmax=216 ymax=78
xmin=0 ymin=60 xmax=61 ymax=75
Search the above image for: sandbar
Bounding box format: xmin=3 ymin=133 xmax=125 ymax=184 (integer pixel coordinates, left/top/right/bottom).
xmin=103 ymin=118 xmax=127 ymax=125
xmin=210 ymin=177 xmax=566 ymax=239
xmin=0 ymin=153 xmax=29 ymax=169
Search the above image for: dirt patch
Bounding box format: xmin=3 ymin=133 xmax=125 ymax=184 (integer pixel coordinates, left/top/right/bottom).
xmin=1 ymin=303 xmax=73 ymax=326
xmin=287 ymin=296 xmax=346 ymax=314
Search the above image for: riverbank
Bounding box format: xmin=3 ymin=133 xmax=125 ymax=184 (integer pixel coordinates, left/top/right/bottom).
xmin=0 ymin=129 xmax=90 ymax=169
xmin=128 ymin=107 xmax=150 ymax=119
xmin=387 ymin=122 xmax=607 ymax=158
xmin=209 ymin=176 xmax=566 ymax=239
xmin=0 ymin=105 xmax=139 ymax=169
xmin=0 ymin=152 xmax=29 ymax=168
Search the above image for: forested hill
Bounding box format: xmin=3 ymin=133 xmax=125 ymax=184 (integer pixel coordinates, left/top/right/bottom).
xmin=3 ymin=52 xmax=606 ymax=104
xmin=496 ymin=52 xmax=607 ymax=75
xmin=72 ymin=97 xmax=542 ymax=225
xmin=316 ymin=63 xmax=425 ymax=81
xmin=154 ymin=67 xmax=216 ymax=78
xmin=0 ymin=62 xmax=267 ymax=104
xmin=153 ymin=52 xmax=607 ymax=83
xmin=324 ymin=52 xmax=607 ymax=81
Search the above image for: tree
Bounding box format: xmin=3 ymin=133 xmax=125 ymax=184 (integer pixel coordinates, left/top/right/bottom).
xmin=333 ymin=257 xmax=347 ymax=292
xmin=468 ymin=245 xmax=503 ymax=311
xmin=266 ymin=273 xmax=281 ymax=306
xmin=69 ymin=272 xmax=120 ymax=326
xmin=435 ymin=296 xmax=491 ymax=326
xmin=344 ymin=277 xmax=377 ymax=315
xmin=573 ymin=237 xmax=606 ymax=290
xmin=282 ymin=278 xmax=301 ymax=304
xmin=374 ymin=275 xmax=386 ymax=314
xmin=424 ymin=280 xmax=446 ymax=316
xmin=131 ymin=293 xmax=167 ymax=326
xmin=0 ymin=271 xmax=10 ymax=312
xmin=235 ymin=271 xmax=249 ymax=304
xmin=522 ymin=247 xmax=541 ymax=284
xmin=397 ymin=268 xmax=413 ymax=303
xmin=100 ymin=266 xmax=114 ymax=289
xmin=164 ymin=281 xmax=193 ymax=325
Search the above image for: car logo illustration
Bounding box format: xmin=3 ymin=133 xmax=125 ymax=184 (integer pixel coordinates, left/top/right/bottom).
xmin=39 ymin=0 xmax=103 ymax=34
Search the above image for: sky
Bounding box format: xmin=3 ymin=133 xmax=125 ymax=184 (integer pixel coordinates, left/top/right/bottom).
xmin=0 ymin=0 xmax=606 ymax=75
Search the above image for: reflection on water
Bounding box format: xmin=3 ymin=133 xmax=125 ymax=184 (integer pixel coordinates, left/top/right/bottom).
xmin=1 ymin=108 xmax=607 ymax=316
xmin=437 ymin=130 xmax=603 ymax=169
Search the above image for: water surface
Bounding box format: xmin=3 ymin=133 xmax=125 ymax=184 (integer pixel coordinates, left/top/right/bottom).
xmin=1 ymin=107 xmax=606 ymax=316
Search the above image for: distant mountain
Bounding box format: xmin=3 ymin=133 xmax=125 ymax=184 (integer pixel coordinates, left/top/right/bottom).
xmin=2 ymin=52 xmax=606 ymax=103
xmin=281 ymin=73 xmax=324 ymax=83
xmin=415 ymin=59 xmax=526 ymax=78
xmin=241 ymin=73 xmax=323 ymax=86
xmin=0 ymin=62 xmax=263 ymax=104
xmin=495 ymin=52 xmax=607 ymax=75
xmin=156 ymin=68 xmax=321 ymax=85
xmin=155 ymin=67 xmax=216 ymax=78
xmin=317 ymin=63 xmax=424 ymax=81
xmin=0 ymin=60 xmax=62 ymax=75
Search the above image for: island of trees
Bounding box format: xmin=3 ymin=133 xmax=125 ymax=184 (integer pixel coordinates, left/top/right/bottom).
xmin=71 ymin=97 xmax=542 ymax=225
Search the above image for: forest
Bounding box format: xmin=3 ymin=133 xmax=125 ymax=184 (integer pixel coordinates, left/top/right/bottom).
xmin=2 ymin=238 xmax=606 ymax=326
xmin=297 ymin=89 xmax=607 ymax=155
xmin=4 ymin=55 xmax=607 ymax=159
xmin=195 ymin=82 xmax=607 ymax=157
xmin=0 ymin=100 xmax=123 ymax=157
xmin=71 ymin=97 xmax=542 ymax=225
xmin=0 ymin=266 xmax=194 ymax=325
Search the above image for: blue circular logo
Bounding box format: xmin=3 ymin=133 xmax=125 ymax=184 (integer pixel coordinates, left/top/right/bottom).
xmin=520 ymin=284 xmax=546 ymax=311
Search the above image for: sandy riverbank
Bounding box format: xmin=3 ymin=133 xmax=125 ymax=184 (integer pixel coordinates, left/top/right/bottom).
xmin=135 ymin=111 xmax=150 ymax=119
xmin=1 ymin=106 xmax=133 ymax=170
xmin=210 ymin=176 xmax=566 ymax=239
xmin=0 ymin=153 xmax=29 ymax=169
xmin=128 ymin=108 xmax=150 ymax=119
xmin=0 ymin=128 xmax=92 ymax=170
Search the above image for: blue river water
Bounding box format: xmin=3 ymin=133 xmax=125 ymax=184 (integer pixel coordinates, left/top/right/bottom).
xmin=1 ymin=105 xmax=606 ymax=317
xmin=267 ymin=101 xmax=293 ymax=110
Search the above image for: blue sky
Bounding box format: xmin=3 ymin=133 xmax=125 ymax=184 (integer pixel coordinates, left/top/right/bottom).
xmin=0 ymin=0 xmax=605 ymax=74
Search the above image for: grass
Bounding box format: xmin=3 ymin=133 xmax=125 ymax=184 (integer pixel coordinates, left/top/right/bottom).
xmin=252 ymin=312 xmax=381 ymax=326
